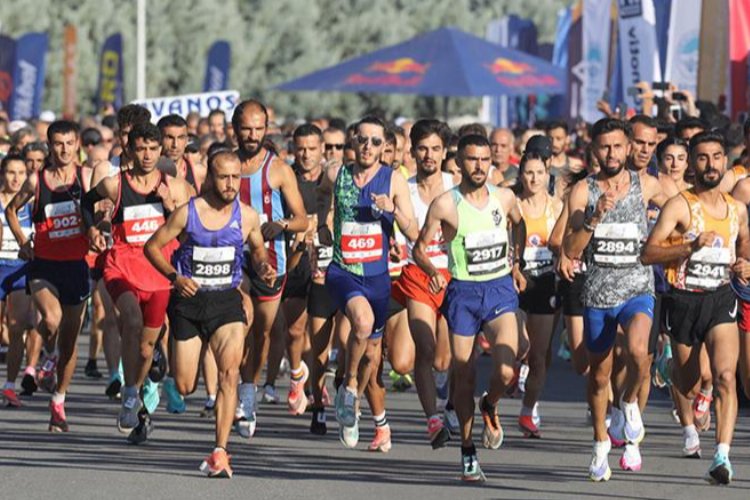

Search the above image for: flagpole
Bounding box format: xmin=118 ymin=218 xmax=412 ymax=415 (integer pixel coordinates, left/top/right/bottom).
xmin=136 ymin=0 xmax=146 ymax=100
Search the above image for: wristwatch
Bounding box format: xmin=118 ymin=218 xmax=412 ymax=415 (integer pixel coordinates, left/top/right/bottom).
xmin=295 ymin=241 xmax=308 ymax=254
xmin=167 ymin=272 xmax=178 ymax=283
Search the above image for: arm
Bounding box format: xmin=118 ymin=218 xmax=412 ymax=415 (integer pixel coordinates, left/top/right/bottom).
xmin=390 ymin=171 xmax=419 ymax=242
xmin=502 ymin=189 xmax=527 ymax=292
xmin=242 ymin=205 xmax=276 ymax=286
xmin=275 ymin=161 xmax=308 ymax=234
xmin=563 ymin=180 xmax=598 ymax=259
xmin=641 ymin=195 xmax=697 ymax=265
xmin=6 ymin=175 xmax=37 ymax=260
xmin=315 ymin=166 xmax=336 ymax=245
xmin=648 ymin=173 xmax=678 ymax=208
xmin=413 ymin=194 xmax=449 ymax=293
xmin=144 ymin=204 xmax=197 ymax=297
xmin=82 ymin=177 xmax=118 ymax=250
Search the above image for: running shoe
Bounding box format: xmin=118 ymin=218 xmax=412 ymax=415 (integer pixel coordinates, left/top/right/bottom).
xmin=557 ymin=332 xmax=572 ymax=362
xmin=37 ymin=354 xmax=58 ymax=393
xmin=428 ymin=415 xmax=450 ymax=449
xmin=389 ymin=370 xmax=413 ymax=392
xmin=368 ymin=425 xmax=392 ymax=453
xmin=588 ymin=441 xmax=612 ymax=482
xmin=517 ymin=363 xmax=529 ymax=394
xmin=118 ymin=394 xmax=141 ymax=433
xmin=461 ymin=451 xmax=486 ymax=482
xmin=652 ymin=343 xmax=672 ymax=388
xmin=705 ymin=453 xmax=733 ymax=485
xmin=310 ymin=407 xmax=327 ymax=435
xmin=234 ymin=414 xmax=256 ymax=439
xmin=21 ymin=372 xmax=37 ymax=396
xmin=335 ymin=386 xmax=358 ymax=427
xmin=480 ymin=393 xmax=503 ymax=450
xmin=127 ymin=408 xmax=154 ymax=445
xmin=142 ymin=379 xmax=160 ymax=415
xmin=261 ymin=384 xmax=279 ymax=404
xmin=200 ymin=402 xmax=216 ymax=419
xmin=84 ymin=359 xmax=103 ymax=379
xmin=288 ymin=362 xmax=309 ymax=415
xmin=48 ymin=400 xmax=69 ymax=432
xmin=238 ymin=385 xmax=257 ymax=439
xmin=607 ymin=407 xmax=626 ymax=448
xmin=693 ymin=392 xmax=712 ymax=432
xmin=682 ymin=432 xmax=701 ymax=458
xmin=444 ymin=404 xmax=460 ymax=434
xmin=518 ymin=414 xmax=541 ymax=439
xmin=619 ymin=443 xmax=642 ymax=471
xmin=200 ymin=448 xmax=233 ymax=478
xmin=163 ymin=378 xmax=186 ymax=414
xmin=339 ymin=420 xmax=359 ymax=449
xmin=2 ymin=388 xmax=21 ymax=407
xmin=622 ymin=401 xmax=645 ymax=445
xmin=279 ymin=357 xmax=290 ymax=376
xmin=105 ymin=372 xmax=122 ymax=400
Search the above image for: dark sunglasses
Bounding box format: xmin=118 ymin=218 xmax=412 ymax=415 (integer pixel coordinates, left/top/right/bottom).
xmin=325 ymin=143 xmax=345 ymax=151
xmin=356 ymin=135 xmax=383 ymax=147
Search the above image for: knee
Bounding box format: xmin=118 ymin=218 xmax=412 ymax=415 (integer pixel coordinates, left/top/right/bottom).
xmin=138 ymin=338 xmax=156 ymax=362
xmin=591 ymin=366 xmax=610 ymax=390
xmin=390 ymin=354 xmax=412 ymax=375
xmin=218 ymin=366 xmax=240 ymax=389
xmin=40 ymin=309 xmax=62 ymax=334
xmin=628 ymin=344 xmax=650 ymax=367
xmin=497 ymin=364 xmax=516 ymax=387
xmin=433 ymin=354 xmax=450 ymax=372
xmin=715 ymin=369 xmax=736 ymax=392
xmin=176 ymin=378 xmax=197 ymax=396
xmin=350 ymin=311 xmax=374 ymax=339
xmin=121 ymin=312 xmax=144 ymax=337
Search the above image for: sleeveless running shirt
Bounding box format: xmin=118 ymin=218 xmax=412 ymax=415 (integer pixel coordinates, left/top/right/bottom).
xmin=519 ymin=194 xmax=556 ymax=277
xmin=406 ymin=172 xmax=453 ymax=269
xmin=32 ymin=168 xmax=88 ymax=261
xmin=332 ymin=164 xmax=394 ymax=277
xmin=389 ymin=165 xmax=412 ymax=277
xmin=447 ymin=185 xmax=510 ymax=282
xmin=239 ymin=150 xmax=286 ymax=276
xmin=665 ymin=190 xmax=738 ymax=292
xmin=582 ymin=171 xmax=654 ymax=308
xmin=174 ymin=198 xmax=244 ymax=291
xmin=0 ymin=200 xmax=32 ymax=265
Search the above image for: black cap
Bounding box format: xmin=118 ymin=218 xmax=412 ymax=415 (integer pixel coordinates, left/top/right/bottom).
xmin=525 ymin=135 xmax=552 ymax=160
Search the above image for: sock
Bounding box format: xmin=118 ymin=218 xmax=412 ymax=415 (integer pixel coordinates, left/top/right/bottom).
xmin=716 ymin=443 xmax=730 ymax=457
xmin=206 ymin=394 xmax=217 ymax=408
xmin=682 ymin=424 xmax=698 ymax=438
xmin=51 ymin=391 xmax=65 ymax=404
xmin=373 ymin=412 xmax=388 ymax=428
xmin=291 ymin=366 xmax=304 ymax=381
xmin=461 ymin=444 xmax=477 ymax=456
xmin=434 ymin=370 xmax=448 ymax=389
xmin=24 ymin=365 xmax=36 ymax=376
xmin=4 ymin=381 xmax=15 ymax=390
xmin=213 ymin=446 xmax=225 ymax=454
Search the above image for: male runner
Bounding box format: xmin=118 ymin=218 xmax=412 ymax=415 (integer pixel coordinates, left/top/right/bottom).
xmin=415 ymin=134 xmax=527 ymax=482
xmin=643 ymin=131 xmax=749 ymax=485
xmin=145 ymin=150 xmax=275 ymax=477
xmin=488 ymin=127 xmax=518 ymax=187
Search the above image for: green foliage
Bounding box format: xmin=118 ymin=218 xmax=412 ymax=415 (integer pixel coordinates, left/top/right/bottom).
xmin=0 ymin=0 xmax=568 ymax=121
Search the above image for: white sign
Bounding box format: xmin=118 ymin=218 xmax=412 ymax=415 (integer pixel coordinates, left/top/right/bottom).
xmin=665 ymin=0 xmax=701 ymax=96
xmin=618 ymin=0 xmax=662 ymax=110
xmin=133 ymin=90 xmax=239 ymax=122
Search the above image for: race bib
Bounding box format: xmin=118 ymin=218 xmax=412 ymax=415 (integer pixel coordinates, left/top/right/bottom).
xmin=123 ymin=203 xmax=164 ymax=244
xmin=685 ymin=246 xmax=731 ymax=291
xmin=464 ymin=229 xmax=508 ymax=276
xmin=341 ymin=221 xmax=383 ymax=264
xmin=524 ymin=246 xmax=554 ymax=277
xmin=592 ymin=223 xmax=640 ymax=267
xmin=313 ymin=233 xmax=333 ymax=271
xmin=191 ymin=246 xmax=235 ymax=288
xmin=0 ymin=226 xmax=31 ymax=260
xmin=45 ymin=201 xmax=82 ymax=240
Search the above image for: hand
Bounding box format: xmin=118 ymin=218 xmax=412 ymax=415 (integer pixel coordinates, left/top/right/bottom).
xmin=87 ymin=227 xmax=107 ymax=253
xmin=257 ymin=261 xmax=277 ymax=287
xmin=428 ymin=271 xmax=448 ymax=294
xmin=596 ymin=99 xmax=613 ymax=117
xmin=690 ymin=231 xmax=716 ymax=252
xmin=557 ymin=252 xmax=576 ymax=282
xmin=512 ymin=265 xmax=527 ymax=293
xmin=157 ymin=182 xmax=176 ymax=212
xmin=173 ymin=275 xmax=200 ymax=298
xmin=317 ymin=226 xmax=333 ymax=246
xmin=593 ymin=190 xmax=616 ymax=220
xmin=370 ymin=193 xmax=395 ymax=213
xmin=389 ymin=239 xmax=403 ymax=263
xmin=18 ymin=239 xmax=33 ymax=261
xmin=732 ymin=257 xmax=750 ymax=284
xmin=261 ymin=221 xmax=286 ymax=241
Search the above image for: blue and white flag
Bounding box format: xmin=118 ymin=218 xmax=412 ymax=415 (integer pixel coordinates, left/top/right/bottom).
xmin=9 ymin=32 xmax=48 ymax=120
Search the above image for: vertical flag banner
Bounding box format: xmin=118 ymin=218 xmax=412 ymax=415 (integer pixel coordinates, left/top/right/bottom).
xmin=697 ymin=0 xmax=728 ymax=105
xmin=548 ymin=6 xmax=573 ymax=119
xmin=63 ymin=24 xmax=77 ymax=120
xmin=9 ymin=32 xmax=49 ymax=120
xmin=729 ymin=0 xmax=750 ymax=118
xmin=0 ymin=35 xmax=17 ymax=114
xmin=581 ymin=0 xmax=612 ymax=123
xmin=653 ymin=0 xmax=673 ymax=74
xmin=203 ymin=40 xmax=231 ymax=92
xmin=618 ymin=0 xmax=661 ymax=110
xmin=566 ymin=0 xmax=584 ymax=121
xmin=665 ymin=0 xmax=701 ymax=96
xmin=96 ymin=33 xmax=124 ymax=111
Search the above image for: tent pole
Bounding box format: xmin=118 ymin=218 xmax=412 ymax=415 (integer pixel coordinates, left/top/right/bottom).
xmin=443 ymin=96 xmax=449 ymax=120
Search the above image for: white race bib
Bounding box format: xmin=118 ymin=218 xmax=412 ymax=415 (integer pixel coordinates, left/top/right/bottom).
xmin=685 ymin=246 xmax=731 ymax=291
xmin=45 ymin=201 xmax=82 ymax=240
xmin=191 ymin=246 xmax=236 ymax=288
xmin=464 ymin=229 xmax=508 ymax=276
xmin=592 ymin=223 xmax=640 ymax=267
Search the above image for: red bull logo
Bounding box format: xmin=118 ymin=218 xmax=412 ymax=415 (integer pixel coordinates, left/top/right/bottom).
xmin=346 ymin=58 xmax=429 ymax=87
xmin=484 ymin=57 xmax=559 ymax=88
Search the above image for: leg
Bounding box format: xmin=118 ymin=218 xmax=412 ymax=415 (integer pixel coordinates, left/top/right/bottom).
xmin=284 ymin=297 xmax=308 ymax=373
xmin=309 ymin=314 xmax=334 ymax=405
xmin=622 ymin=313 xmax=653 ymax=405
xmin=97 ymin=280 xmax=120 ymax=376
xmin=5 ymin=291 xmax=32 ymax=385
xmin=704 ymin=323 xmax=739 ymax=448
xmin=115 ymin=292 xmax=146 ymax=388
xmin=56 ymin=302 xmax=87 ymax=394
xmin=588 ymin=350 xmax=614 ymax=442
xmin=88 ymin=284 xmax=105 ymax=368
xmin=521 ymin=313 xmax=555 ymax=411
xmin=243 ymin=297 xmax=281 ymax=385
xmin=202 ymin=345 xmax=218 ymax=401
xmin=210 ymin=323 xmax=245 ymax=449
xmin=408 ymin=300 xmax=440 ymax=418
xmin=343 ymin=297 xmax=375 ymax=392
xmin=263 ymin=308 xmax=286 ymax=389
xmin=385 ymin=309 xmax=413 ymax=375
xmin=450 ymin=333 xmax=477 ymax=447
xmin=173 ymin=336 xmax=203 ymax=396
xmin=483 ymin=312 xmax=519 ymax=405
xmin=566 ymin=315 xmax=589 ymax=376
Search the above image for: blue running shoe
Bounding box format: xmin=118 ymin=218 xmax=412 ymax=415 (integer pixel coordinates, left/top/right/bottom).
xmin=335 ymin=386 xmax=358 ymax=427
xmin=142 ymin=379 xmax=160 ymax=415
xmin=705 ymin=453 xmax=733 ymax=485
xmin=163 ymin=377 xmax=186 ymax=414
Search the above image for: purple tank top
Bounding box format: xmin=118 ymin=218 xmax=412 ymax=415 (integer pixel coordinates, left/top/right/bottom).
xmin=174 ymin=198 xmax=244 ymax=291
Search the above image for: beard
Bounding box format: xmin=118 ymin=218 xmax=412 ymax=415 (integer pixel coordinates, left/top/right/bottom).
xmin=214 ymin=186 xmax=238 ymax=203
xmin=600 ymin=159 xmax=625 ymax=178
xmin=695 ymin=168 xmax=723 ymax=188
xmin=463 ymin=170 xmax=487 ymax=188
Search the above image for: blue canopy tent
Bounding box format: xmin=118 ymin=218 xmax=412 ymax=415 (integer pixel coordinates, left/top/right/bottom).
xmin=274 ymin=27 xmax=566 ymax=107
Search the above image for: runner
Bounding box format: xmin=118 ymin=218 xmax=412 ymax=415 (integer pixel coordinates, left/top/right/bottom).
xmin=642 ymin=131 xmax=749 ymax=485
xmin=414 ymin=133 xmax=527 ymax=482
xmin=0 ymin=154 xmax=34 ymax=407
xmin=6 ymin=120 xmax=91 ymax=432
xmin=158 ymin=114 xmax=207 ymax=192
xmin=319 ymin=115 xmax=418 ymax=449
xmin=82 ymin=122 xmax=194 ymax=443
xmin=564 ymin=117 xmax=664 ymax=481
xmin=488 ymin=127 xmax=518 ymax=187
xmin=515 ymin=151 xmax=563 ymax=438
xmin=391 ymin=119 xmax=456 ymax=449
xmin=546 ymin=120 xmax=583 ymax=196
xmin=231 ymin=99 xmax=307 ymax=439
xmin=144 ymin=149 xmax=275 ymax=477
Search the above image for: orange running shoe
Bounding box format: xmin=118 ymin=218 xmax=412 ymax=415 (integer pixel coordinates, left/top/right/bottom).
xmin=368 ymin=425 xmax=392 ymax=453
xmin=199 ymin=448 xmax=233 ymax=478
xmin=288 ymin=362 xmax=309 ymax=415
xmin=2 ymin=388 xmax=21 ymax=408
xmin=518 ymin=414 xmax=541 ymax=439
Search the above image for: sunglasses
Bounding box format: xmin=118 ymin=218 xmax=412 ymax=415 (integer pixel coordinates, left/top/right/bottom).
xmin=325 ymin=143 xmax=345 ymax=151
xmin=356 ymin=135 xmax=383 ymax=147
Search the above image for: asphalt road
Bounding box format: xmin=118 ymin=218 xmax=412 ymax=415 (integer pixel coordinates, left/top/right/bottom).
xmin=1 ymin=333 xmax=749 ymax=500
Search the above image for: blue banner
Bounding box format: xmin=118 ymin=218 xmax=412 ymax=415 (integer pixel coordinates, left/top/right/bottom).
xmin=203 ymin=40 xmax=231 ymax=92
xmin=653 ymin=0 xmax=672 ymax=78
xmin=9 ymin=32 xmax=48 ymax=120
xmin=96 ymin=33 xmax=124 ymax=111
xmin=0 ymin=35 xmax=17 ymax=114
xmin=548 ymin=6 xmax=573 ymax=119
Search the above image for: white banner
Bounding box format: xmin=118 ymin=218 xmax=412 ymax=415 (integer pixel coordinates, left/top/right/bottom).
xmin=133 ymin=90 xmax=239 ymax=122
xmin=618 ymin=0 xmax=662 ymax=110
xmin=581 ymin=0 xmax=612 ymax=122
xmin=665 ymin=0 xmax=701 ymax=96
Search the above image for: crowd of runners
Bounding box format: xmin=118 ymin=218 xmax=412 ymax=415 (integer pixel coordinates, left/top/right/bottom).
xmin=0 ymin=99 xmax=749 ymax=486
